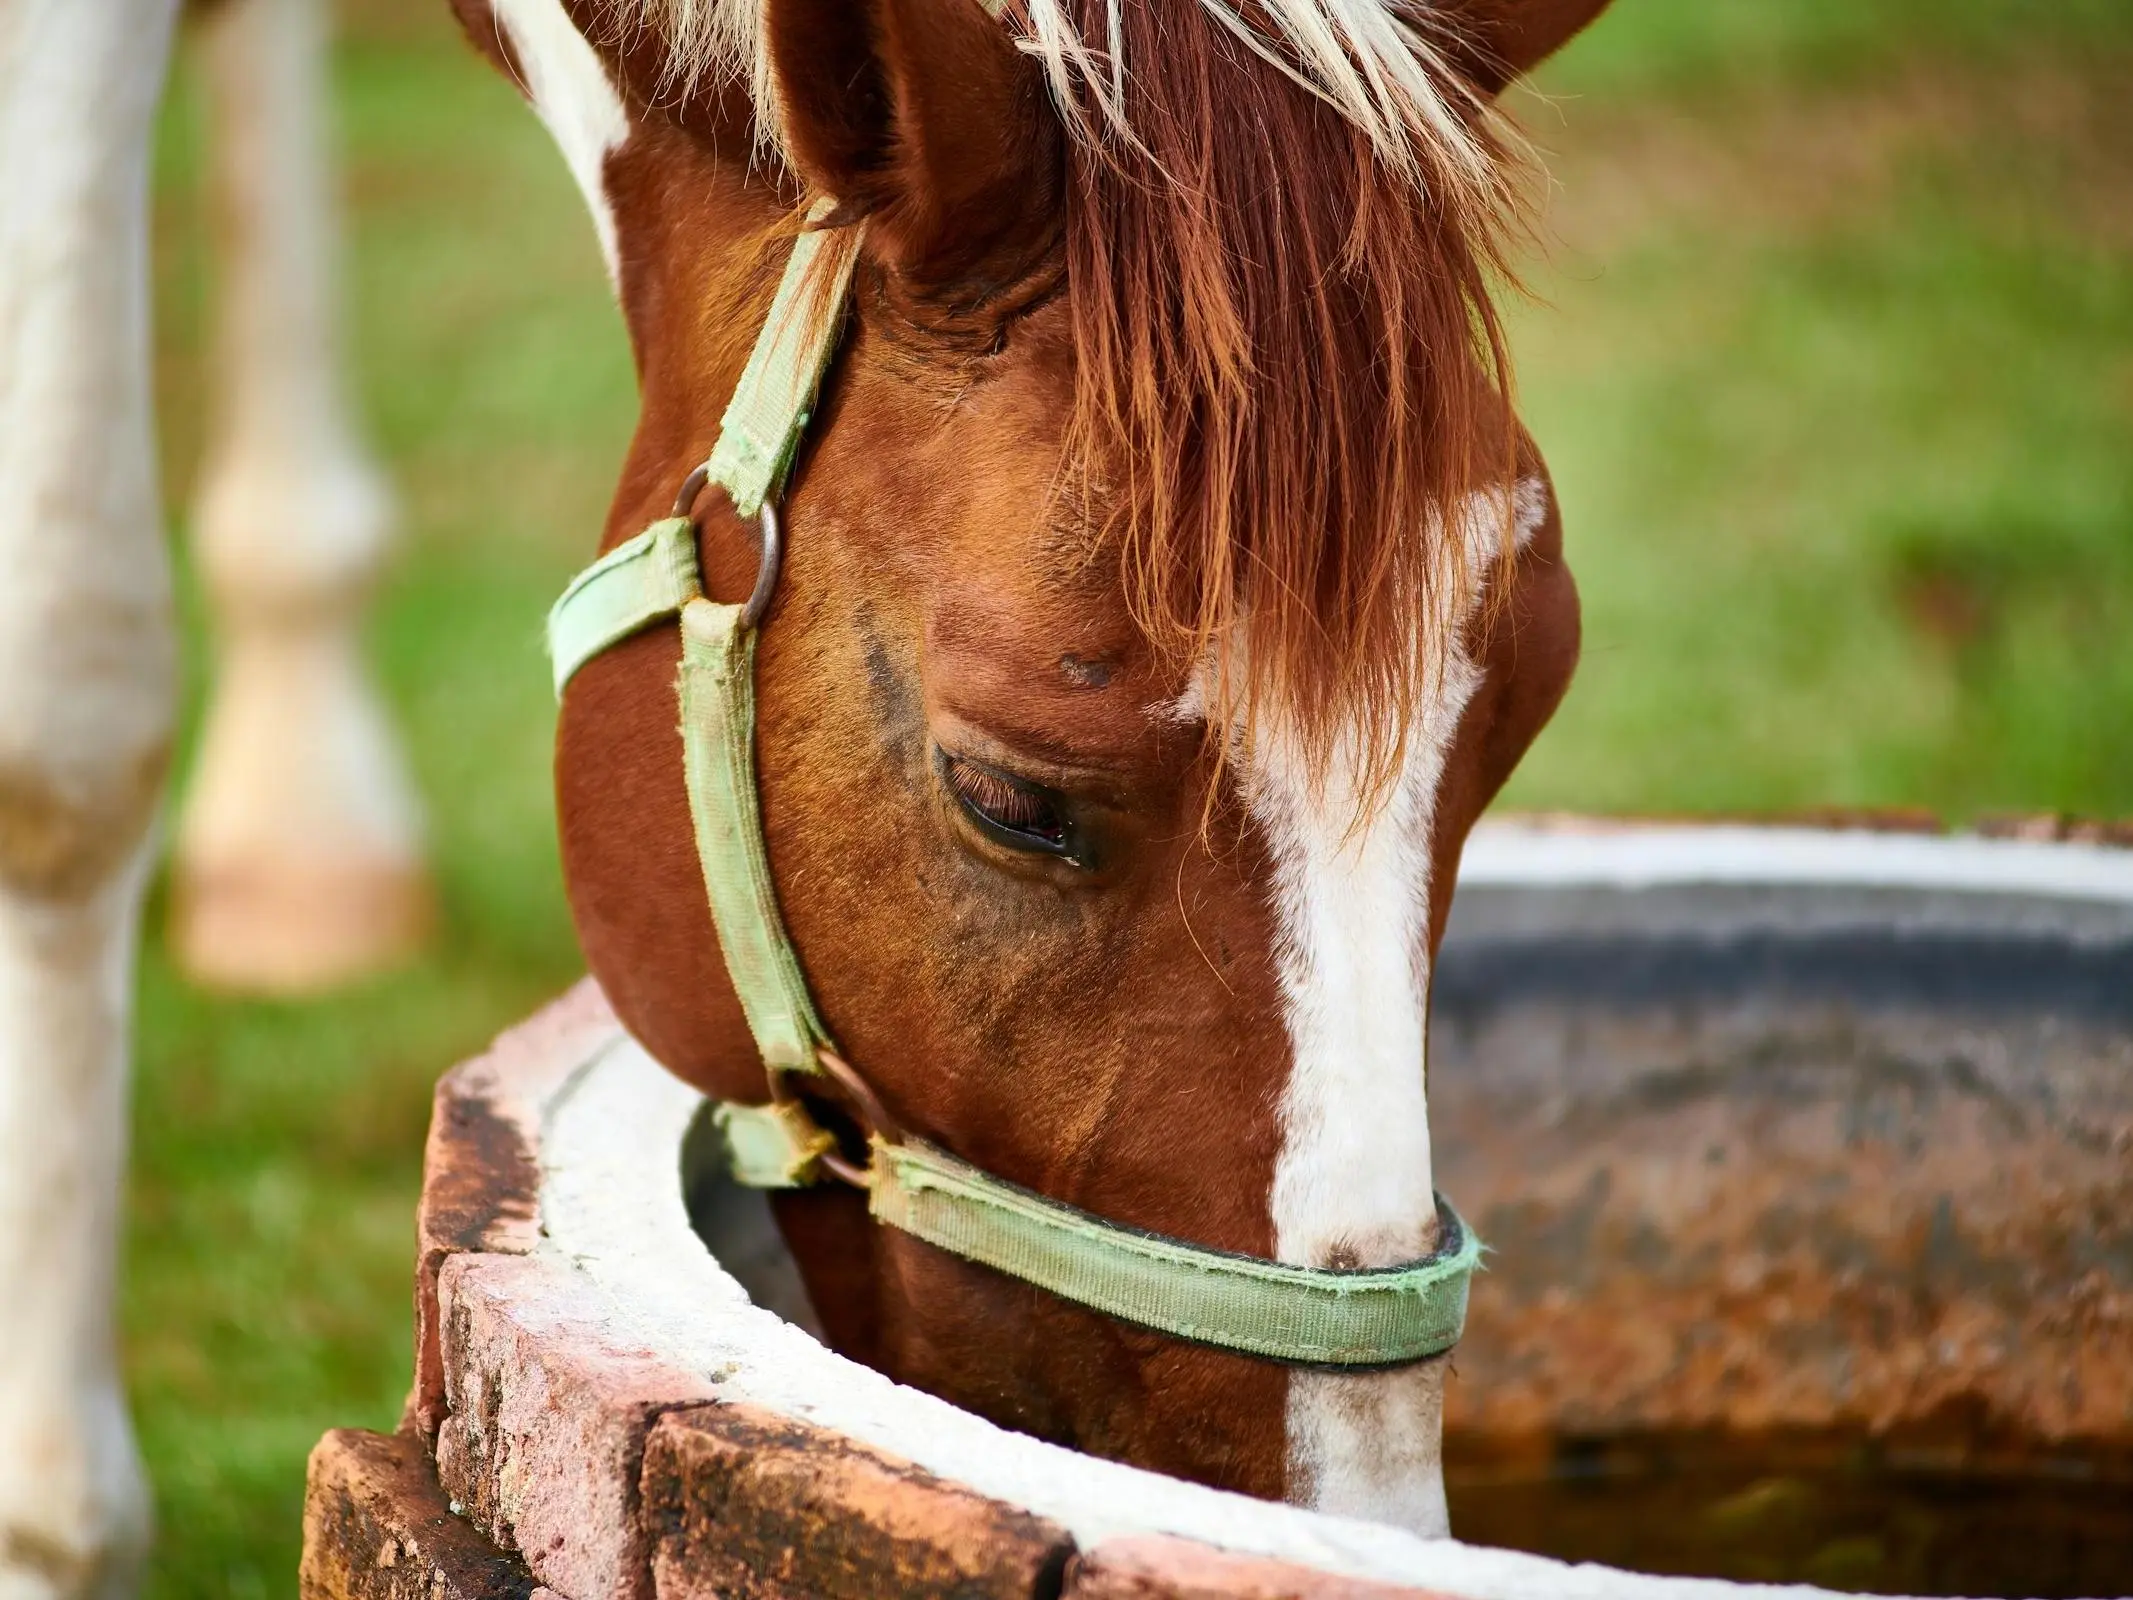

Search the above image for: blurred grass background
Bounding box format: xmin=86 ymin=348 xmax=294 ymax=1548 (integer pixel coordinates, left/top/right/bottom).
xmin=135 ymin=0 xmax=2131 ymax=1592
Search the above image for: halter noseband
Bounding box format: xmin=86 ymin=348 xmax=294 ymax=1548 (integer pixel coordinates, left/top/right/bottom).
xmin=545 ymin=206 xmax=1482 ymax=1368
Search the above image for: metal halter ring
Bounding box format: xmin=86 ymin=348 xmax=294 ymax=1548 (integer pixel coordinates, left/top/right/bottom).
xmin=672 ymin=463 xmax=785 ymax=631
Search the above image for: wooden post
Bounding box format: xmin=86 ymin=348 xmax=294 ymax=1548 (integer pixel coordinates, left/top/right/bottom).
xmin=172 ymin=0 xmax=431 ymax=992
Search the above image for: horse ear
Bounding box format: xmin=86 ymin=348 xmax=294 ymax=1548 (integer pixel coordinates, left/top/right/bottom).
xmin=766 ymin=0 xmax=1063 ymax=294
xmin=1440 ymin=0 xmax=1616 ymax=96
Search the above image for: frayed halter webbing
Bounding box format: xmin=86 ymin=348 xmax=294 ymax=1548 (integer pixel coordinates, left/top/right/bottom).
xmin=545 ymin=206 xmax=1483 ymax=1369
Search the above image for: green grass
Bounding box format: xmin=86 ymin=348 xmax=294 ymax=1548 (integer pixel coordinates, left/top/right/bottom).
xmin=1503 ymin=11 xmax=2133 ymax=813
xmin=132 ymin=1 xmax=2132 ymax=1592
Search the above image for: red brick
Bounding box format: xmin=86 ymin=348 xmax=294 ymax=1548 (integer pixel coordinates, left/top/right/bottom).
xmin=640 ymin=1402 xmax=1074 ymax=1599
xmin=299 ymin=1429 xmax=535 ymax=1599
xmin=435 ymin=1251 xmax=718 ymax=1600
xmin=408 ymin=980 xmax=619 ymax=1443
xmin=1066 ymin=1537 xmax=1469 ymax=1600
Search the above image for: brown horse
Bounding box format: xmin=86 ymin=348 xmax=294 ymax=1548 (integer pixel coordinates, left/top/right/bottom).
xmin=455 ymin=0 xmax=1602 ymax=1533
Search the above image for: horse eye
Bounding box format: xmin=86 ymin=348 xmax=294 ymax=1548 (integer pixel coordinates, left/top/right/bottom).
xmin=941 ymin=753 xmax=1072 ymax=854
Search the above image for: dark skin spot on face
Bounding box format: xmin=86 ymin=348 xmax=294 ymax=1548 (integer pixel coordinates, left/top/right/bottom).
xmin=1059 ymin=653 xmax=1114 ymax=689
xmin=858 ymin=616 xmax=921 ymax=746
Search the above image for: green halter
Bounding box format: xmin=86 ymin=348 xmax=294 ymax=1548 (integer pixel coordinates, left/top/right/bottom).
xmin=546 ymin=209 xmax=1483 ymax=1368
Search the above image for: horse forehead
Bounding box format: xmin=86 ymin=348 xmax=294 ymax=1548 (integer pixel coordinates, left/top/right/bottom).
xmin=917 ymin=575 xmax=1179 ymax=758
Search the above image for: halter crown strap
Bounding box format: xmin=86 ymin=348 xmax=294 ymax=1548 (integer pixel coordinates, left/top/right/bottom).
xmin=706 ymin=200 xmax=857 ymax=520
xmin=543 ymin=204 xmax=1486 ymax=1369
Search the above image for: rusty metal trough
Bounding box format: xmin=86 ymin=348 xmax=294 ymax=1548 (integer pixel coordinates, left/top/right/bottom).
xmin=297 ymin=819 xmax=2133 ymax=1600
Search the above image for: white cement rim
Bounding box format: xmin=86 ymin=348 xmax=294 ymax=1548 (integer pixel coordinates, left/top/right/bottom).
xmin=1460 ymin=819 xmax=2133 ymax=905
xmin=533 ymin=1026 xmax=1889 ymax=1600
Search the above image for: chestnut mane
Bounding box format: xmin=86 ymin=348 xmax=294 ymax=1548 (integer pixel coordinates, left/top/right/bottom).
xmin=621 ymin=0 xmax=1530 ymax=795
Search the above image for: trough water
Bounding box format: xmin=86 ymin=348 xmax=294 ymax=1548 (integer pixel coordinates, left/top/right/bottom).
xmin=1445 ymin=1445 xmax=2133 ymax=1597
xmin=1429 ymin=830 xmax=2133 ymax=1600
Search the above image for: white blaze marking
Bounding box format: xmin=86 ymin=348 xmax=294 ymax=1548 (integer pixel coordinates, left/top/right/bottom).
xmin=490 ymin=0 xmax=630 ymax=285
xmin=1246 ymin=481 xmax=1547 ymax=1535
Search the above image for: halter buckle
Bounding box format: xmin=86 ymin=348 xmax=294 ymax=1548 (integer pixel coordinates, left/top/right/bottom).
xmin=768 ymin=1045 xmax=901 ymax=1189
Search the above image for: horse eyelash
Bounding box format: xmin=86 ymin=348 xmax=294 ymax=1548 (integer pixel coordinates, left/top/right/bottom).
xmin=944 ymin=756 xmax=1059 ymax=835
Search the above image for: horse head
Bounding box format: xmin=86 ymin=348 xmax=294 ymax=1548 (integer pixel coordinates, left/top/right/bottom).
xmin=457 ymin=0 xmax=1599 ymax=1531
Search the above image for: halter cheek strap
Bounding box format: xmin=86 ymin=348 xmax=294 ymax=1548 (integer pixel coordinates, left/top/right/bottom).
xmin=545 ymin=208 xmax=1484 ymax=1368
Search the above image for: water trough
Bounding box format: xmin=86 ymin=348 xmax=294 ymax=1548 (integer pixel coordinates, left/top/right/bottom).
xmin=297 ymin=818 xmax=2133 ymax=1600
